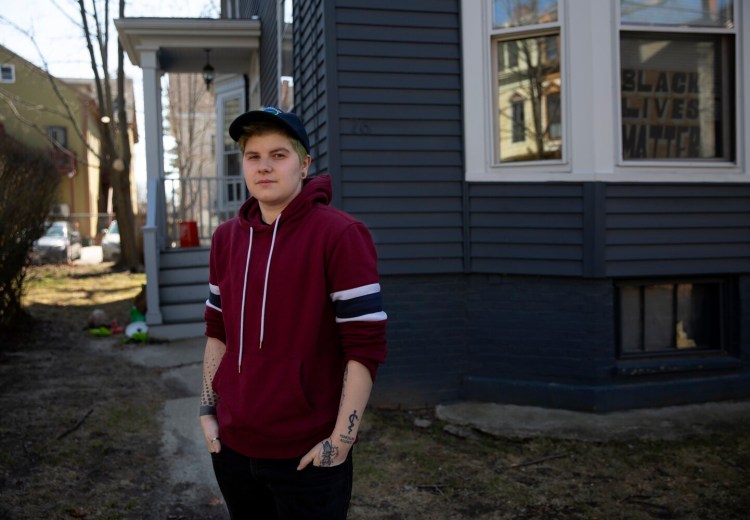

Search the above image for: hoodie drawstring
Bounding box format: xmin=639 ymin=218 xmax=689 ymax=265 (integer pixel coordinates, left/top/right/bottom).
xmin=260 ymin=215 xmax=280 ymax=350
xmin=238 ymin=215 xmax=281 ymax=372
xmin=238 ymin=227 xmax=253 ymax=373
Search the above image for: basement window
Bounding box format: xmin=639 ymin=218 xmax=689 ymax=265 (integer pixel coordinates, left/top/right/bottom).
xmin=616 ymin=279 xmax=728 ymax=357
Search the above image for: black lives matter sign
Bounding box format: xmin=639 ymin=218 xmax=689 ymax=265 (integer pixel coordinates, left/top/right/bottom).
xmin=621 ymin=69 xmax=702 ymax=159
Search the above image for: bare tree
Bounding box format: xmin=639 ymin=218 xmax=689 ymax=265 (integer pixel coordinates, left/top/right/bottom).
xmin=77 ymin=0 xmax=139 ymax=270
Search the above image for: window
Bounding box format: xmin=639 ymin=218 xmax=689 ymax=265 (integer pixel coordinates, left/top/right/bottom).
xmin=546 ymin=92 xmax=561 ymax=140
xmin=492 ymin=0 xmax=562 ymax=164
xmin=617 ymin=279 xmax=728 ymax=357
xmin=47 ymin=126 xmax=68 ymax=148
xmin=511 ymin=98 xmax=525 ymax=142
xmin=221 ymin=95 xmax=242 ymax=203
xmin=1 ymin=64 xmax=15 ymax=83
xmin=461 ymin=0 xmax=746 ymax=182
xmin=619 ymin=0 xmax=736 ymax=162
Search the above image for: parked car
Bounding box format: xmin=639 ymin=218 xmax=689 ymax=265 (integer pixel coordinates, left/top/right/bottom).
xmin=101 ymin=220 xmax=120 ymax=261
xmin=32 ymin=221 xmax=82 ymax=263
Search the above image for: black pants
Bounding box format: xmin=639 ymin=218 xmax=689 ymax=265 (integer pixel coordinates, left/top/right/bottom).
xmin=211 ymin=444 xmax=353 ymax=520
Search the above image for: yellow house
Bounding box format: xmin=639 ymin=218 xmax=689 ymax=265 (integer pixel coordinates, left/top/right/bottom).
xmin=0 ymin=44 xmax=137 ymax=243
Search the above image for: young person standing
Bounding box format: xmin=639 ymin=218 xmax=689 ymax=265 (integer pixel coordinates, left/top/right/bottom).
xmin=199 ymin=107 xmax=387 ymax=519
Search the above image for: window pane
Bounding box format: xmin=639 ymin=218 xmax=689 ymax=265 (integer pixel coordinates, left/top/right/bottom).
xmin=546 ymin=92 xmax=561 ymax=140
xmin=1 ymin=64 xmax=15 ymax=82
xmin=493 ymin=0 xmax=558 ymax=29
xmin=619 ymin=286 xmax=642 ymax=353
xmin=47 ymin=127 xmax=68 ymax=148
xmin=676 ymin=283 xmax=720 ymax=349
xmin=223 ymin=97 xmax=241 ymax=152
xmin=496 ymin=35 xmax=562 ymax=162
xmin=226 ymin=154 xmax=241 ymax=202
xmin=621 ymin=0 xmax=733 ymax=28
xmin=620 ymin=34 xmax=734 ymax=161
xmin=644 ymin=285 xmax=674 ymax=351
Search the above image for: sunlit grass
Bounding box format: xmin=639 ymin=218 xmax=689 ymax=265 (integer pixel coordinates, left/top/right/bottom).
xmin=23 ymin=264 xmax=145 ymax=327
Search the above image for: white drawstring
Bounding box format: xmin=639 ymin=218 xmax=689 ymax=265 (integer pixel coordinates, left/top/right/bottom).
xmin=238 ymin=227 xmax=253 ymax=373
xmin=259 ymin=215 xmax=280 ymax=349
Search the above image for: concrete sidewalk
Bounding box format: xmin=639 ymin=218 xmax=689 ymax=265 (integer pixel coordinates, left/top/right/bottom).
xmin=437 ymin=399 xmax=750 ymax=441
xmin=120 ymin=335 xmax=223 ymax=516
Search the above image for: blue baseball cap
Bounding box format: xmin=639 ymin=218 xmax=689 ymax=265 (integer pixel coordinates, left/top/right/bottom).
xmin=229 ymin=107 xmax=310 ymax=153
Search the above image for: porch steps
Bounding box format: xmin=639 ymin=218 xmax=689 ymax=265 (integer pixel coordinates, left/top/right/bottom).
xmin=148 ymin=247 xmax=209 ymax=340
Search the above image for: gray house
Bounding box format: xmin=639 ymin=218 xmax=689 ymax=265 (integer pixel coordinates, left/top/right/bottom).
xmin=117 ymin=0 xmax=750 ymax=412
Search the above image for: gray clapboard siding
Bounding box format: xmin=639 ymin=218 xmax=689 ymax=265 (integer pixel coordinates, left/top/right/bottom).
xmin=294 ymin=0 xmax=465 ymax=276
xmin=336 ymin=7 xmax=458 ymax=26
xmin=258 ymin=0 xmax=279 ymax=107
xmin=339 ymin=104 xmax=461 ymax=119
xmin=343 ymin=166 xmax=462 ymax=182
xmin=336 ymin=0 xmax=457 ymax=11
xmin=468 ymin=183 xmax=585 ymax=276
xmin=604 ymin=184 xmax=750 ymax=276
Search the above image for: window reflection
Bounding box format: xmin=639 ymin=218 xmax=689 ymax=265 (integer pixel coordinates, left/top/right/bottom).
xmin=493 ymin=0 xmax=558 ymax=29
xmin=620 ymin=0 xmax=733 ymax=28
xmin=496 ymin=35 xmax=562 ymax=162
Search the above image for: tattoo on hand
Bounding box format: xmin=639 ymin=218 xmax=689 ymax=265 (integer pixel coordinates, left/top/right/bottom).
xmin=320 ymin=439 xmax=338 ymax=467
xmin=347 ymin=409 xmax=359 ymax=434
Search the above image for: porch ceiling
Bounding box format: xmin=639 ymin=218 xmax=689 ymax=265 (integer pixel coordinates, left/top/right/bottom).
xmin=114 ymin=18 xmax=261 ymax=73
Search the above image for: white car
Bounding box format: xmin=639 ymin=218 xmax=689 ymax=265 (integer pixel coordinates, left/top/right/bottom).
xmin=32 ymin=221 xmax=82 ymax=263
xmin=101 ymin=221 xmax=120 ymax=261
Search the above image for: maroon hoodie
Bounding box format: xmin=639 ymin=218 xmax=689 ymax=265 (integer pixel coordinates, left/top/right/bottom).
xmin=204 ymin=175 xmax=387 ymax=459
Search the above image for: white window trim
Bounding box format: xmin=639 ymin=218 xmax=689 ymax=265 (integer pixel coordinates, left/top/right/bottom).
xmin=461 ymin=0 xmax=750 ymax=183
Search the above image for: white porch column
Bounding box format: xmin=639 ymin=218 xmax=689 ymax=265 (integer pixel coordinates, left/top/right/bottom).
xmin=141 ymin=49 xmax=163 ymax=182
xmin=140 ymin=49 xmax=164 ymax=325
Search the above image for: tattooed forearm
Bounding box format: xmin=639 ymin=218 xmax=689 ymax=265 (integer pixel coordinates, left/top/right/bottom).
xmin=200 ymin=340 xmax=224 ymax=413
xmin=339 ymin=434 xmax=355 ymax=445
xmin=319 ymin=439 xmax=339 ymax=467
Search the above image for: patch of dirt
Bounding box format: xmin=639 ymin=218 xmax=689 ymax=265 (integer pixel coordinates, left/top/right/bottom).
xmin=1 ymin=263 xmax=749 ymax=519
xmin=0 ymin=264 xmax=224 ymax=519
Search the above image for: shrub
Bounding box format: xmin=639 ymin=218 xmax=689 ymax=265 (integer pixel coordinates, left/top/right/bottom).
xmin=0 ymin=132 xmax=60 ymax=334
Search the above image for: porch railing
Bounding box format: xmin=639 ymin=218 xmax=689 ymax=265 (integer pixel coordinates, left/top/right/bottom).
xmin=142 ymin=174 xmax=246 ymax=327
xmin=162 ymin=175 xmax=246 ymax=247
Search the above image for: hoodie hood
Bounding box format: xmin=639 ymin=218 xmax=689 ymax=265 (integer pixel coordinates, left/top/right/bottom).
xmin=238 ymin=174 xmax=332 ymax=230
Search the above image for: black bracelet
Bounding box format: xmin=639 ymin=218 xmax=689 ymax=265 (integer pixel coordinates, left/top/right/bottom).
xmin=199 ymin=405 xmax=217 ymax=416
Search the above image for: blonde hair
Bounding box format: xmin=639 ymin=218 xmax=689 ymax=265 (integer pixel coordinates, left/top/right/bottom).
xmin=237 ymin=121 xmax=308 ymax=163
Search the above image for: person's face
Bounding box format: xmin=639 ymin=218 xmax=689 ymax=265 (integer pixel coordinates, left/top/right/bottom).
xmin=242 ymin=132 xmax=311 ymax=216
